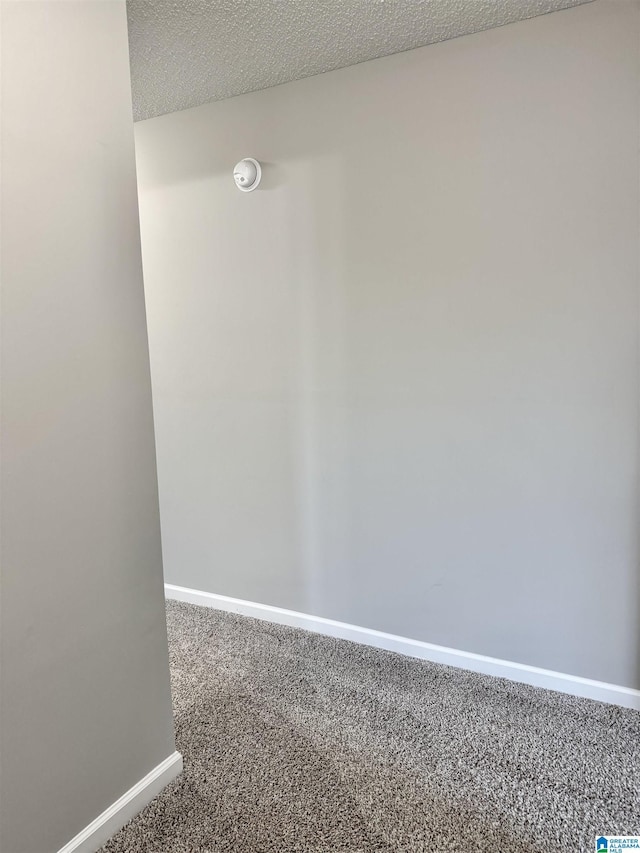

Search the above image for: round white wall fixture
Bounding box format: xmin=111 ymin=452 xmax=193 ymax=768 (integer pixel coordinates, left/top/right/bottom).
xmin=233 ymin=158 xmax=262 ymax=192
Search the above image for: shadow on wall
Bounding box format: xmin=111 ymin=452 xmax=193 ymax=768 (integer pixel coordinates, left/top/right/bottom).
xmin=285 ymin=156 xmax=352 ymax=622
xmin=257 ymin=161 xmax=285 ymax=192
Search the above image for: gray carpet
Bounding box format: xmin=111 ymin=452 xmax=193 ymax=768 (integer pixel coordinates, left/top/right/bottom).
xmin=102 ymin=599 xmax=640 ymax=852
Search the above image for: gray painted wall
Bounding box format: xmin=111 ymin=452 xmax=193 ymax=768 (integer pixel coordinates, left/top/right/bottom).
xmin=135 ymin=0 xmax=640 ymax=689
xmin=0 ymin=3 xmax=176 ymax=852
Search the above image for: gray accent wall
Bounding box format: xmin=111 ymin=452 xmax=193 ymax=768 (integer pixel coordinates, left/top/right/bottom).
xmin=0 ymin=3 xmax=176 ymax=852
xmin=134 ymin=0 xmax=640 ymax=689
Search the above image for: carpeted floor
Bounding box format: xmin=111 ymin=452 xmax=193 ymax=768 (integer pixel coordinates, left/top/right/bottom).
xmin=102 ymin=599 xmax=640 ymax=852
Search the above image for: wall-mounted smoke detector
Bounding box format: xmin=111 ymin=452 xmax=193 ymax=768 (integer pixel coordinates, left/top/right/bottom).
xmin=233 ymin=158 xmax=261 ymax=192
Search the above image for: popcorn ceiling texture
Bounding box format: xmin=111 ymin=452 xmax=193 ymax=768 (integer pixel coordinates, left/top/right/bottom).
xmin=127 ymin=0 xmax=591 ymax=121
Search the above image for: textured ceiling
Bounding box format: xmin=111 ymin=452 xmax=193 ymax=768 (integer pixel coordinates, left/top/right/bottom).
xmin=127 ymin=0 xmax=591 ymax=122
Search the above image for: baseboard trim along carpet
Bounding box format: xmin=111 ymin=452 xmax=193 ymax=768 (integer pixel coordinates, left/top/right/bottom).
xmin=57 ymin=751 xmax=183 ymax=853
xmin=165 ymin=583 xmax=640 ymax=711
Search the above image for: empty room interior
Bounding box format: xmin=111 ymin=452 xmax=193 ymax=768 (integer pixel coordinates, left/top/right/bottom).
xmin=1 ymin=0 xmax=639 ymax=851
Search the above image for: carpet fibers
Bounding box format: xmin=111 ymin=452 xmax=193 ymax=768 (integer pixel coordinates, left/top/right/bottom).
xmin=102 ymin=599 xmax=640 ymax=852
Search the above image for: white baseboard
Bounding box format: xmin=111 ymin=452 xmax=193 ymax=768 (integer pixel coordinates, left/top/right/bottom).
xmin=57 ymin=750 xmax=183 ymax=853
xmin=166 ymin=583 xmax=640 ymax=712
